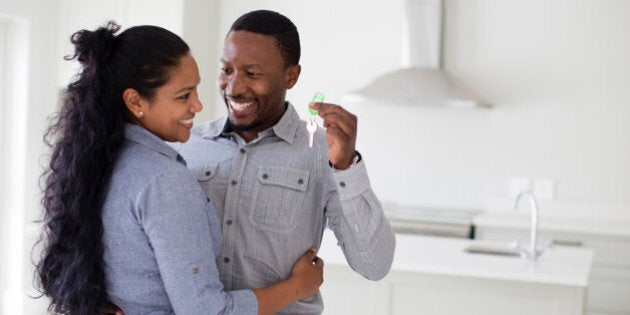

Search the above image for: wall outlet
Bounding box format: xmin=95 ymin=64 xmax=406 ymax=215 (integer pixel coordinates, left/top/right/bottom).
xmin=509 ymin=177 xmax=532 ymax=198
xmin=533 ymin=178 xmax=556 ymax=200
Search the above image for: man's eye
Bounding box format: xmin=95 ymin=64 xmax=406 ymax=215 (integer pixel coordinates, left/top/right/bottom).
xmin=247 ymin=71 xmax=258 ymax=77
xmin=221 ymin=67 xmax=232 ymax=74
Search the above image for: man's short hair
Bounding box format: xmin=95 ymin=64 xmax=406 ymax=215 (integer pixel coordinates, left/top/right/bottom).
xmin=230 ymin=10 xmax=300 ymax=67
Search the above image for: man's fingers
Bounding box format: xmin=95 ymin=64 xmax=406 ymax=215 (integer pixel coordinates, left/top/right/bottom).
xmin=309 ymin=102 xmax=345 ymax=116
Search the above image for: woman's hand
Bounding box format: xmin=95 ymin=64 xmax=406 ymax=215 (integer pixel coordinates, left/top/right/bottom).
xmin=289 ymin=248 xmax=324 ymax=300
xmin=253 ymin=248 xmax=324 ymax=314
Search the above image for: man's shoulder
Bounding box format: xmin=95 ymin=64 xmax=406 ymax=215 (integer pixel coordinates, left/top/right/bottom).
xmin=191 ymin=117 xmax=226 ymax=137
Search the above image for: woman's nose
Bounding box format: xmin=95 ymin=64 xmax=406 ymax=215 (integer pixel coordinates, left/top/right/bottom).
xmin=191 ymin=94 xmax=203 ymax=113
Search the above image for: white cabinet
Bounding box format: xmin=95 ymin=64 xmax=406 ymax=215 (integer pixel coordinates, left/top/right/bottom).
xmin=473 ymin=214 xmax=630 ymax=315
xmin=321 ymin=264 xmax=586 ymax=315
xmin=318 ymin=230 xmax=592 ymax=315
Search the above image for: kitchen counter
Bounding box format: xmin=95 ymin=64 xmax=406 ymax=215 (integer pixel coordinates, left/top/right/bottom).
xmin=319 ymin=229 xmax=593 ymax=287
xmin=473 ymin=210 xmax=630 ymax=314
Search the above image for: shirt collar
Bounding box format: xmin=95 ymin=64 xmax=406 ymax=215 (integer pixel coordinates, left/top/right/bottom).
xmin=124 ymin=123 xmax=186 ymax=166
xmin=202 ymin=102 xmax=301 ymax=144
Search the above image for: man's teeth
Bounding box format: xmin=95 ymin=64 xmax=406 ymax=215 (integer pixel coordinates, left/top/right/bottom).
xmin=231 ymin=101 xmax=254 ymax=110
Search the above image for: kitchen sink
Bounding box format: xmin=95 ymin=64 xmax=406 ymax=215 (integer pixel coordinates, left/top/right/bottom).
xmin=463 ymin=244 xmax=522 ymax=257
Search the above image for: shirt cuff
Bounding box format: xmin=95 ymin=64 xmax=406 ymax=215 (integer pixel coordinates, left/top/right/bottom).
xmin=330 ymin=151 xmax=362 ymax=171
xmin=332 ymin=157 xmax=372 ymax=200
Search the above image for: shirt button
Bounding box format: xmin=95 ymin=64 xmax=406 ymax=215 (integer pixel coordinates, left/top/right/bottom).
xmin=262 ymin=174 xmax=268 ymax=180
xmin=223 ymin=257 xmax=230 ymax=263
xmin=226 ymin=219 xmax=233 ymax=226
xmin=239 ymin=148 xmax=246 ymax=154
xmin=231 ymin=180 xmax=237 ymax=186
xmin=205 ymin=171 xmax=211 ymax=176
xmin=340 ymin=181 xmax=346 ymax=187
xmin=298 ymin=178 xmax=304 ymax=185
xmin=206 ymin=197 xmax=210 ymax=202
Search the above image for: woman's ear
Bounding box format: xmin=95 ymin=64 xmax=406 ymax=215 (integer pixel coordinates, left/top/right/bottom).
xmin=122 ymin=88 xmax=146 ymax=119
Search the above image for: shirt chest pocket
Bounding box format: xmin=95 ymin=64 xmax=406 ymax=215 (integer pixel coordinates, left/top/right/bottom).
xmin=196 ymin=162 xmax=218 ymax=182
xmin=250 ymin=166 xmax=309 ymax=234
xmin=196 ymin=162 xmax=230 ymax=201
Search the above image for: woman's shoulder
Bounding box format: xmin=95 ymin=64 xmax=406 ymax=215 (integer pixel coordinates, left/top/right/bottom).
xmin=114 ymin=140 xmax=194 ymax=187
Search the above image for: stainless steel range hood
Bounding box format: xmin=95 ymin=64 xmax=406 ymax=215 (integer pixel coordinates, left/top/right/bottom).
xmin=344 ymin=0 xmax=489 ymax=109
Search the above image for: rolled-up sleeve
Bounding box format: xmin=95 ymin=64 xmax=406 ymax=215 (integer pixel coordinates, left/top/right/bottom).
xmin=325 ymin=159 xmax=396 ymax=280
xmin=138 ymin=169 xmax=258 ymax=314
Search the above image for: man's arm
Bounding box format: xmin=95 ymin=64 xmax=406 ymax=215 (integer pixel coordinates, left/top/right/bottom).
xmin=310 ymin=102 xmax=395 ymax=280
xmin=324 ymin=159 xmax=395 ymax=280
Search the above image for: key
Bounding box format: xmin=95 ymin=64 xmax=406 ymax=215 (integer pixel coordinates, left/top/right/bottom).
xmin=306 ymin=119 xmax=317 ymax=148
xmin=307 ymin=92 xmax=324 ymax=148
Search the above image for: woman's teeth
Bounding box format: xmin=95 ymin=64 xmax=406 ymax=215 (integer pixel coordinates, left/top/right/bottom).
xmin=230 ymin=101 xmax=254 ymax=111
xmin=180 ymin=118 xmax=194 ymax=124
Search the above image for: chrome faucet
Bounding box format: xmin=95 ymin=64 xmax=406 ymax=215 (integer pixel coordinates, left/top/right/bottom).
xmin=512 ymin=191 xmax=544 ymax=261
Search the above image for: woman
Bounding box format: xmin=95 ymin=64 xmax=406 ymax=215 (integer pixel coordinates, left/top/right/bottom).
xmin=36 ymin=21 xmax=323 ymax=315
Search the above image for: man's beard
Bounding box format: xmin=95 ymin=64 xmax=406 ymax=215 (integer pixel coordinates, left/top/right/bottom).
xmin=226 ymin=117 xmax=255 ymax=133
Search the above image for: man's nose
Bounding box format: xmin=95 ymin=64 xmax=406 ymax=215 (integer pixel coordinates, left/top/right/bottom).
xmin=222 ymin=73 xmax=247 ymax=96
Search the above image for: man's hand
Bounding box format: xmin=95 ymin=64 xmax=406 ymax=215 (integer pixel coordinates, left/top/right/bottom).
xmin=309 ymin=102 xmax=357 ymax=170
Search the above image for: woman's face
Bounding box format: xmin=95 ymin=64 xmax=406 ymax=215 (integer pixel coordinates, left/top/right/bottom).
xmin=139 ymin=53 xmax=202 ymax=142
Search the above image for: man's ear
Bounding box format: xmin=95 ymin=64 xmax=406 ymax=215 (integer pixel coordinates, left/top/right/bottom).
xmin=285 ymin=64 xmax=301 ymax=89
xmin=122 ymin=88 xmax=145 ymax=119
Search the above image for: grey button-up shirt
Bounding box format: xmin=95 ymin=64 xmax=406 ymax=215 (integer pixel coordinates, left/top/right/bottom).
xmin=175 ymin=103 xmax=395 ymax=314
xmin=102 ymin=124 xmax=257 ymax=314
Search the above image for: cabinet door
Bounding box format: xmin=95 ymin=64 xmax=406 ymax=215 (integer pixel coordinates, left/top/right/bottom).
xmin=321 ymin=263 xmax=585 ymax=315
xmin=321 ymin=265 xmax=389 ymax=315
xmin=588 ymin=266 xmax=630 ymax=314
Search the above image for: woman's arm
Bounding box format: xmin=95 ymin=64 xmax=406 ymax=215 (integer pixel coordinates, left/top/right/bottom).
xmin=138 ymin=169 xmax=322 ymax=314
xmin=253 ymin=249 xmax=324 ymax=315
xmin=139 ymin=170 xmax=257 ymax=314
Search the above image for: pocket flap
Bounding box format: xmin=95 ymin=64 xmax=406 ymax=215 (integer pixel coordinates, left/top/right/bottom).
xmin=257 ymin=167 xmax=309 ymax=192
xmin=197 ymin=163 xmax=218 ymax=182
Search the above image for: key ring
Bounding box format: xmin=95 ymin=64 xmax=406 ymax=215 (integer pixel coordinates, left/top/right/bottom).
xmin=309 ymin=92 xmax=324 ymax=116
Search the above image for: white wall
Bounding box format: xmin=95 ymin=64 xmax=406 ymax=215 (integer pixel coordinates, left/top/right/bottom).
xmin=56 ymin=0 xmax=221 ymax=123
xmin=214 ymin=0 xmax=407 ymax=120
xmin=217 ymin=0 xmax=630 ymax=218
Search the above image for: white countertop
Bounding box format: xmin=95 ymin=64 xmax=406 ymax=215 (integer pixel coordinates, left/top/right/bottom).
xmin=319 ymin=229 xmax=593 ymax=287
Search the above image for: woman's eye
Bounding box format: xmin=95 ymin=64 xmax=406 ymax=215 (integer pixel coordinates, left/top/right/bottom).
xmin=178 ymin=93 xmax=190 ymax=100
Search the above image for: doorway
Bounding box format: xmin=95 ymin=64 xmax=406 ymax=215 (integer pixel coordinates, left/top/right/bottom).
xmin=0 ymin=13 xmax=28 ymax=315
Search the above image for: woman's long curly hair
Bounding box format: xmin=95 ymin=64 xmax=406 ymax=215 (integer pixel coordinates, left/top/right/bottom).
xmin=35 ymin=21 xmax=189 ymax=314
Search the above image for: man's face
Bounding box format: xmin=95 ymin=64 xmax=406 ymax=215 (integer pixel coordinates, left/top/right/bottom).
xmin=218 ymin=30 xmax=299 ymax=137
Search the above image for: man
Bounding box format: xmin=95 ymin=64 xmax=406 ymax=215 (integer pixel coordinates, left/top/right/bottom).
xmin=176 ymin=10 xmax=395 ymax=314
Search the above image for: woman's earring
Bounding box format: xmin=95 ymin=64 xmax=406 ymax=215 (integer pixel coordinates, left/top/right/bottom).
xmin=138 ymin=111 xmax=144 ymax=118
